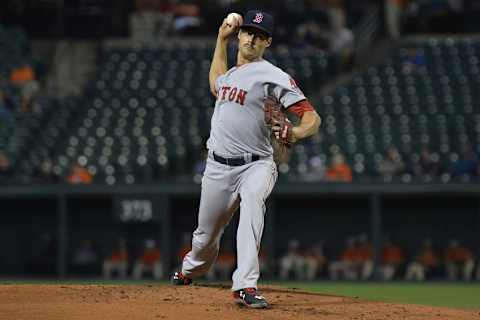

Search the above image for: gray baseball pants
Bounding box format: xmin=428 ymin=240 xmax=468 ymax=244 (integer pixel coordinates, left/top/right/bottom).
xmin=181 ymin=152 xmax=277 ymax=291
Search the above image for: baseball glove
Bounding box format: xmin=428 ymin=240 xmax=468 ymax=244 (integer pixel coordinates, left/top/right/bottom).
xmin=264 ymin=96 xmax=293 ymax=148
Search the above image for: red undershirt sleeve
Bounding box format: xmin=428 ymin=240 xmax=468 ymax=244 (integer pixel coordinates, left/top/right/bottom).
xmin=286 ymin=99 xmax=315 ymax=118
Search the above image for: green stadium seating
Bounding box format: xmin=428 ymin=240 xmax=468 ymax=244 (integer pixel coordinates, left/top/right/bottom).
xmin=314 ymin=37 xmax=480 ymax=182
xmin=45 ymin=43 xmax=337 ymax=184
xmin=3 ymin=35 xmax=478 ymax=184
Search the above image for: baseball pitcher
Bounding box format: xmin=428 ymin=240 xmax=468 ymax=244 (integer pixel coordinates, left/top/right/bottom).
xmin=172 ymin=10 xmax=321 ymax=309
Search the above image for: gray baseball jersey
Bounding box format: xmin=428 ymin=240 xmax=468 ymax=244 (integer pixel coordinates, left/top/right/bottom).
xmin=181 ymin=58 xmax=307 ymax=292
xmin=207 ymin=59 xmax=306 ymax=157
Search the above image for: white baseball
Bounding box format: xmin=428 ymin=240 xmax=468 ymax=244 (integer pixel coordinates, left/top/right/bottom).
xmin=226 ymin=13 xmax=242 ymax=27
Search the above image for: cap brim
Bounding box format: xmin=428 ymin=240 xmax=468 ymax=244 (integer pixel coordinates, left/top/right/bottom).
xmin=240 ymin=24 xmax=272 ymax=37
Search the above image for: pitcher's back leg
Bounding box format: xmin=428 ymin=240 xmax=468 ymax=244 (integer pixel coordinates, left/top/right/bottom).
xmin=182 ymin=172 xmax=239 ymax=278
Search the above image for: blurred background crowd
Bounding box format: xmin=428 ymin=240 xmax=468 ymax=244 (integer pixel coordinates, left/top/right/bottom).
xmin=30 ymin=233 xmax=479 ymax=282
xmin=2 ymin=0 xmax=479 ymax=39
xmin=1 ymin=0 xmax=480 ymax=186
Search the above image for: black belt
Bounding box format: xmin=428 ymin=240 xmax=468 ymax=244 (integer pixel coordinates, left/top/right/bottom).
xmin=212 ymin=152 xmax=260 ymax=166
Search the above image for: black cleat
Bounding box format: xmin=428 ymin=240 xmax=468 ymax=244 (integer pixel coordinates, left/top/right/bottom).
xmin=171 ymin=271 xmax=192 ymax=285
xmin=233 ymin=288 xmax=269 ymax=309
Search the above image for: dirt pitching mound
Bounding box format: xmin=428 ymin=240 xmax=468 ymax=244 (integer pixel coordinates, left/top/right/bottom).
xmin=0 ymin=284 xmax=478 ymax=320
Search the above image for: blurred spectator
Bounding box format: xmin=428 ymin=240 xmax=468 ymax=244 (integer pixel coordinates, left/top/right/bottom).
xmin=401 ymin=47 xmax=426 ymax=74
xmin=279 ymin=239 xmax=306 ymax=280
xmin=34 ymin=159 xmax=61 ymax=183
xmin=356 ymin=233 xmax=374 ymax=280
xmin=377 ymin=145 xmax=406 ymax=179
xmin=133 ymin=239 xmax=163 ymax=279
xmin=304 ymin=242 xmax=327 ymax=280
xmin=451 ymin=145 xmax=479 ymax=180
xmin=72 ymin=239 xmax=99 ymax=275
xmin=295 ymin=0 xmax=332 ymax=49
xmin=0 ymin=151 xmax=13 ymax=182
xmin=103 ymin=238 xmax=129 ymax=279
xmin=405 ymin=238 xmax=439 ymax=281
xmin=10 ymin=62 xmax=35 ymax=86
xmin=67 ymin=164 xmax=93 ymax=184
xmin=379 ymin=238 xmax=405 ymax=281
xmin=385 ymin=0 xmax=408 ymax=39
xmin=9 ymin=61 xmax=40 ymax=113
xmin=329 ymin=233 xmax=373 ymax=280
xmin=412 ymin=146 xmax=441 ymax=178
xmin=129 ymin=0 xmax=175 ymax=41
xmin=328 ymin=0 xmax=354 ymax=60
xmin=207 ymin=245 xmax=236 ymax=280
xmin=328 ymin=237 xmax=358 ymax=280
xmin=271 ymin=0 xmax=305 ymax=44
xmin=444 ymin=239 xmax=475 ymax=282
xmin=325 ymin=149 xmax=352 ymax=182
xmin=304 ymin=155 xmax=326 ymax=182
xmin=405 ymin=0 xmax=463 ymax=34
xmin=0 ymin=90 xmax=13 ymax=120
xmin=173 ymin=1 xmax=203 ymax=35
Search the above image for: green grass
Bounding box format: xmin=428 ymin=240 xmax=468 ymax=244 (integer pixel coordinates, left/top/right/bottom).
xmin=272 ymin=281 xmax=480 ymax=310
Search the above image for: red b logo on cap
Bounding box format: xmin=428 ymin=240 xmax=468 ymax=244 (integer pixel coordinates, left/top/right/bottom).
xmin=253 ymin=13 xmax=263 ymax=23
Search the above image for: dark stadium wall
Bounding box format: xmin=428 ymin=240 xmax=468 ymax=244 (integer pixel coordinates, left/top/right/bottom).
xmin=0 ymin=199 xmax=57 ymax=274
xmin=274 ymin=196 xmax=370 ymax=258
xmin=381 ymin=196 xmax=479 ymax=249
xmin=0 ymin=192 xmax=478 ymax=276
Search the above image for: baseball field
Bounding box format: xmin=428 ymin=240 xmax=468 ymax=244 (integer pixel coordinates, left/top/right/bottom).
xmin=0 ymin=280 xmax=479 ymax=319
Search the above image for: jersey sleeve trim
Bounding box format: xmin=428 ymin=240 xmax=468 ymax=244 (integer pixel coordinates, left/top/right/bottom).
xmin=285 ymin=98 xmax=307 ymax=109
xmin=286 ymin=99 xmax=315 ymax=118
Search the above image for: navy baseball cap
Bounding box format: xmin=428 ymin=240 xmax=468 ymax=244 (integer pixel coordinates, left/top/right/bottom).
xmin=240 ymin=10 xmax=274 ymax=37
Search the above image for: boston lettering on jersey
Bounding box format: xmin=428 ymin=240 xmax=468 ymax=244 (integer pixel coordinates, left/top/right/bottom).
xmin=218 ymin=86 xmax=248 ymax=105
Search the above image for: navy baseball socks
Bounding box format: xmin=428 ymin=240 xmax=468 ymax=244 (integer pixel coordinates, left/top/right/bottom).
xmin=171 ymin=271 xmax=192 ymax=285
xmin=233 ymin=288 xmax=269 ymax=309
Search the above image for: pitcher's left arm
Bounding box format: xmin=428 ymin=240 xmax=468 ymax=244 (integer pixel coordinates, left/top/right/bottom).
xmin=272 ymin=99 xmax=321 ymax=143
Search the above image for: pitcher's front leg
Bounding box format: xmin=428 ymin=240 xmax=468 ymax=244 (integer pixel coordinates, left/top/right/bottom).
xmin=232 ymin=161 xmax=277 ymax=291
